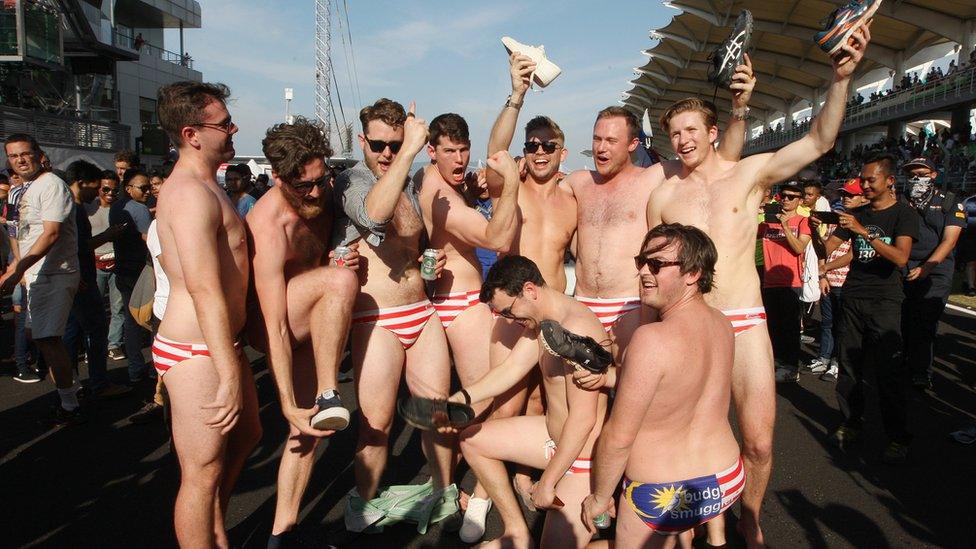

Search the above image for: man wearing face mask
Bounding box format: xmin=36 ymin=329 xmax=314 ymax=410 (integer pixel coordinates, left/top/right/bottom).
xmin=899 ymin=157 xmax=965 ymax=392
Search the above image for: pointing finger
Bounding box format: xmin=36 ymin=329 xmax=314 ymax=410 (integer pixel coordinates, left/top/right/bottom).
xmin=407 ymin=102 xmax=416 ymax=117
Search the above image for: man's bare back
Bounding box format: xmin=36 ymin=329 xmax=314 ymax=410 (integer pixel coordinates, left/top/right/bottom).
xmin=156 ymin=172 xmax=249 ymax=342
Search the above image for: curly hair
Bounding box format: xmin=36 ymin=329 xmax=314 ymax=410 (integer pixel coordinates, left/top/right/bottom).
xmin=359 ymin=98 xmax=406 ymax=132
xmin=262 ymin=117 xmax=333 ymax=183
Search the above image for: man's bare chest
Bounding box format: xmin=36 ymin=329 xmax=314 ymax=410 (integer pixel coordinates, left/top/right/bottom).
xmin=578 ymin=186 xmax=646 ymax=228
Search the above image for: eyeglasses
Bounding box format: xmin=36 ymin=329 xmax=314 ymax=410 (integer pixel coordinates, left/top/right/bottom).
xmin=781 ymin=194 xmax=802 ymax=200
xmin=192 ymin=118 xmax=236 ymax=133
xmin=364 ymin=136 xmax=403 ymax=154
xmin=100 ymin=186 xmax=118 ymax=194
xmin=496 ymin=295 xmax=521 ymax=320
xmin=129 ymin=185 xmax=151 ymax=192
xmin=523 ymin=141 xmax=560 ymax=154
xmin=633 ymin=254 xmax=682 ymax=274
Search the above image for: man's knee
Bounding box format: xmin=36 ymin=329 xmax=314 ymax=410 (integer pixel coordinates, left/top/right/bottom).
xmin=286 ymin=427 xmax=319 ymax=455
xmin=356 ymin=413 xmax=393 ymax=451
xmin=741 ymin=433 xmax=773 ymax=465
xmin=321 ymin=266 xmax=359 ymax=301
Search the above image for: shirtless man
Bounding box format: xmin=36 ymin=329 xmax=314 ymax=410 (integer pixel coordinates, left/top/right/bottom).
xmin=420 ymin=112 xmax=520 ymax=410
xmin=332 ymin=98 xmax=456 ymax=531
xmin=563 ymin=61 xmax=753 ymax=360
xmin=244 ymin=117 xmax=359 ymax=544
xmin=151 ymin=82 xmax=262 ymax=548
xmin=440 ymin=255 xmax=609 ymax=548
xmin=642 ymin=25 xmax=872 ymax=546
xmin=581 ymin=224 xmax=742 ymax=549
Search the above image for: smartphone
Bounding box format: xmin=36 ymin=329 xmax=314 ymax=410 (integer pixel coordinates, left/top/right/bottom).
xmin=811 ymin=210 xmax=840 ymax=224
xmin=763 ymin=203 xmax=782 ymax=223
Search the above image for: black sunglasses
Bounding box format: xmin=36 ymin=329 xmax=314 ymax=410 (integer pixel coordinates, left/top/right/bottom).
xmin=100 ymin=186 xmax=118 ymax=193
xmin=523 ymin=141 xmax=559 ymax=154
xmin=289 ymin=173 xmax=331 ymax=196
xmin=781 ymin=194 xmax=802 ymax=200
xmin=129 ymin=185 xmax=151 ymax=192
xmin=364 ymin=136 xmax=403 ymax=154
xmin=634 ymin=255 xmax=682 ymax=274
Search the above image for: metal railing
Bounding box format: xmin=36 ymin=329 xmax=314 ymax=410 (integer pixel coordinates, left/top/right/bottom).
xmin=745 ymin=66 xmax=976 ymax=154
xmin=112 ymin=29 xmax=192 ymax=69
xmin=0 ymin=105 xmax=130 ymax=152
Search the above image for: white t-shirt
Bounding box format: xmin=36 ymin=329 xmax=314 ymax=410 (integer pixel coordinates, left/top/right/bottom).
xmin=18 ymin=172 xmax=78 ymax=277
xmin=146 ymin=220 xmax=170 ymax=319
xmin=815 ymin=196 xmax=831 ymax=212
xmin=87 ymin=200 xmax=114 ymax=256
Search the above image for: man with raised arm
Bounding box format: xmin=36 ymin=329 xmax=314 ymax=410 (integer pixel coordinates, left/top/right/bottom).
xmin=419 ymin=113 xmax=521 ymax=413
xmin=642 ymin=24 xmax=872 ymax=547
xmin=331 ymin=99 xmax=457 ymax=531
xmin=152 ymin=82 xmax=262 ymax=548
xmin=243 ymin=117 xmax=360 ymax=546
xmin=441 ymin=255 xmax=609 ymax=549
xmin=562 ymin=57 xmax=754 ymax=360
xmin=581 ymin=224 xmax=742 ymax=548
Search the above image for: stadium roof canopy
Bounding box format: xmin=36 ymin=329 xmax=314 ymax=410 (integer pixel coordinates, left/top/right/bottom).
xmin=624 ymin=0 xmax=976 ymax=152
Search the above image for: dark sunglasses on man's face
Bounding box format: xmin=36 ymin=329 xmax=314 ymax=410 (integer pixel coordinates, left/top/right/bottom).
xmin=523 ymin=141 xmax=559 ymax=154
xmin=364 ymin=136 xmax=403 ymax=154
xmin=633 ymin=254 xmax=682 ymax=274
xmin=100 ymin=187 xmax=118 ymax=194
xmin=129 ymin=185 xmax=151 ymax=192
xmin=781 ymin=194 xmax=802 ymax=201
xmin=289 ymin=173 xmax=331 ymax=196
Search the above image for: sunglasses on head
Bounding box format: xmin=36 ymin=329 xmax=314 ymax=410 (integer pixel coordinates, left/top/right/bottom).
xmin=634 ymin=254 xmax=682 ymax=274
xmin=364 ymin=136 xmax=403 ymax=154
xmin=523 ymin=141 xmax=559 ymax=154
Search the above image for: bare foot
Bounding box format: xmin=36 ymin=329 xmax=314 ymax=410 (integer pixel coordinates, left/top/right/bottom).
xmin=476 ymin=532 xmax=533 ymax=549
xmin=736 ymin=519 xmax=766 ymax=549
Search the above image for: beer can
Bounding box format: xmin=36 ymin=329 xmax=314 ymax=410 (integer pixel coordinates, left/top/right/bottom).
xmin=593 ymin=511 xmax=610 ymax=529
xmin=333 ymin=246 xmax=351 ymax=267
xmin=421 ymin=249 xmax=439 ymax=281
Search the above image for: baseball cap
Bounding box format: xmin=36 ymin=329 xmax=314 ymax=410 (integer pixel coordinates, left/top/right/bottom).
xmin=840 ymin=177 xmax=863 ymax=195
xmin=901 ymin=157 xmax=937 ymax=173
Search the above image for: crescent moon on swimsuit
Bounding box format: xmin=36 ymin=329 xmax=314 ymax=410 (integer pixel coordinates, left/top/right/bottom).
xmin=624 ymin=481 xmax=658 ymax=520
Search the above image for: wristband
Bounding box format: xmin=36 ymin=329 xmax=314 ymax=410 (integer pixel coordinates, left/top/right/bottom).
xmin=505 ymin=95 xmax=523 ymax=110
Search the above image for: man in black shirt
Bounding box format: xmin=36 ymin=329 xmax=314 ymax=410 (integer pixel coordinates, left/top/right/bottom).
xmin=899 ymin=157 xmax=965 ymax=391
xmin=824 ymin=153 xmax=919 ymax=464
xmin=62 ymin=161 xmax=131 ymax=398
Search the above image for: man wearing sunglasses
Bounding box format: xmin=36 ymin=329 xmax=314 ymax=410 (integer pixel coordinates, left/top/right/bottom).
xmin=758 ymin=184 xmax=811 ymax=383
xmin=476 ymin=52 xmax=579 ymax=539
xmin=244 ymin=117 xmax=360 ymax=545
xmin=88 ymin=170 xmax=126 ymax=359
xmin=582 ymin=224 xmax=742 ymax=547
xmin=331 ymin=98 xmax=458 ymax=530
xmin=438 ymin=254 xmax=609 ymax=548
xmin=643 ymin=24 xmax=872 ymax=544
xmin=152 ymin=81 xmax=261 ymax=548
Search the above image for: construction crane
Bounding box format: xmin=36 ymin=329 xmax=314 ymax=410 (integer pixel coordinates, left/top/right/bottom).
xmin=313 ymin=0 xmax=333 ymax=148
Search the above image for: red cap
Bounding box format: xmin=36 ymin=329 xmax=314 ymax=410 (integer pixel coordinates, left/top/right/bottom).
xmin=841 ymin=177 xmax=864 ymax=195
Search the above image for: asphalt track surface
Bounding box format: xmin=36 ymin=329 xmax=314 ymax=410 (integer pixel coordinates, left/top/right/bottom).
xmin=2 ymin=307 xmax=975 ymax=549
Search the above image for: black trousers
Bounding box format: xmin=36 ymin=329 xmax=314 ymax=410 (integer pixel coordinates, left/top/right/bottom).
xmin=114 ymin=270 xmax=151 ymax=381
xmin=902 ymin=276 xmax=950 ymax=380
xmin=836 ymin=296 xmax=910 ymax=444
xmin=761 ymin=287 xmax=801 ymax=369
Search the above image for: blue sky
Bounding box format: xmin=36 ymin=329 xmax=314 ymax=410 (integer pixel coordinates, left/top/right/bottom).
xmin=167 ymin=0 xmax=676 ymax=170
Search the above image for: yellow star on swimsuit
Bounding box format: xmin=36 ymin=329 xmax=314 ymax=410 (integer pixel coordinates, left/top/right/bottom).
xmin=649 ymin=485 xmax=689 ymax=517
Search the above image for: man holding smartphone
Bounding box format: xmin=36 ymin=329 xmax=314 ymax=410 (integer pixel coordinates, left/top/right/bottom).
xmin=758 ymin=184 xmax=811 ymax=382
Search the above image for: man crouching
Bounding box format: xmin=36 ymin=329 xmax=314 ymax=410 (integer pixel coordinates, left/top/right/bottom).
xmin=582 ymin=224 xmax=743 ymax=548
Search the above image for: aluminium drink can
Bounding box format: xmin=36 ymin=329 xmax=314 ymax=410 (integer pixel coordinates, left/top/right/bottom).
xmin=421 ymin=249 xmax=439 ymax=280
xmin=333 ymin=246 xmax=351 ymax=267
xmin=593 ymin=511 xmax=611 ymax=529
